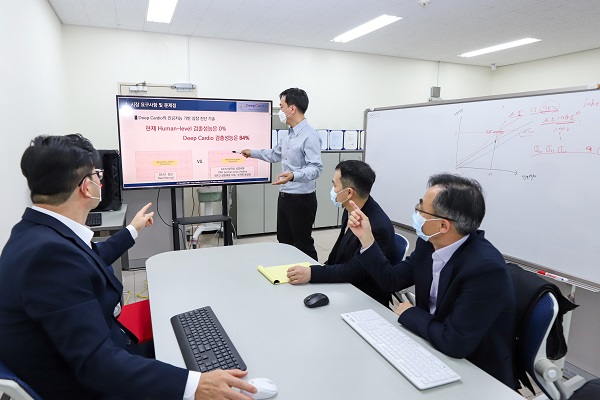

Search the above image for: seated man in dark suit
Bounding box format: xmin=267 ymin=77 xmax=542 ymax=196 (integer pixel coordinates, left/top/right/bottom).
xmin=287 ymin=160 xmax=396 ymax=306
xmin=0 ymin=134 xmax=255 ymax=400
xmin=346 ymin=173 xmax=516 ymax=388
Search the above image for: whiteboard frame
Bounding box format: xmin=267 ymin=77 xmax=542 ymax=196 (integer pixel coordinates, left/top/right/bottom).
xmin=363 ymin=84 xmax=600 ymax=291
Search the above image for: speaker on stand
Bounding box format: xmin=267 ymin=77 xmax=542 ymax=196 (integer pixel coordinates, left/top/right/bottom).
xmin=92 ymin=150 xmax=122 ymax=212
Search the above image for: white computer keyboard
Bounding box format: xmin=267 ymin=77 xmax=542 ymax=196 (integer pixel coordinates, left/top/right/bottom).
xmin=341 ymin=309 xmax=460 ymax=390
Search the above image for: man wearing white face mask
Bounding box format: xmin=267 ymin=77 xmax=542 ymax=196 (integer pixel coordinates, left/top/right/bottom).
xmin=286 ymin=160 xmax=395 ymax=305
xmin=241 ymin=88 xmax=322 ymax=260
xmin=346 ymin=173 xmax=516 ymax=389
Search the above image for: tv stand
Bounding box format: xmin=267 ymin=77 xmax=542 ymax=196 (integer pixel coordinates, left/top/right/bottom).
xmin=170 ymin=186 xmax=233 ymax=250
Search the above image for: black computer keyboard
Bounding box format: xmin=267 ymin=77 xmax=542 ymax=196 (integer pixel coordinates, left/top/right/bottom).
xmin=85 ymin=212 xmax=102 ymax=227
xmin=171 ymin=306 xmax=247 ymax=372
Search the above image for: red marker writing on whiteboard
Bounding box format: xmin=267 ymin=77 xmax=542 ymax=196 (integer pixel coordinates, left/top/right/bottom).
xmin=537 ymin=270 xmax=569 ymax=283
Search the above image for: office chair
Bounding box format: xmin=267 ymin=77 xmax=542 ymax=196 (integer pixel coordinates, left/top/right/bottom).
xmin=569 ymin=379 xmax=600 ymax=400
xmin=516 ymin=292 xmax=588 ymax=400
xmin=391 ymin=233 xmax=414 ymax=305
xmin=509 ymin=262 xmax=590 ymax=400
xmin=391 ymin=233 xmax=410 ymax=265
xmin=517 ymin=291 xmax=562 ymax=399
xmin=0 ymin=360 xmax=42 ymax=400
xmin=191 ymin=189 xmax=225 ymax=247
xmin=118 ymin=299 xmax=153 ymax=344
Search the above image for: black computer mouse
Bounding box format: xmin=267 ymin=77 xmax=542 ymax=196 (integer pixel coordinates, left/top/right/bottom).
xmin=303 ymin=292 xmax=329 ymax=308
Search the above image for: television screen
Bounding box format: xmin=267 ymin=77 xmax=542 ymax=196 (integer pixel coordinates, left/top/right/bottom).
xmin=116 ymin=95 xmax=273 ymax=189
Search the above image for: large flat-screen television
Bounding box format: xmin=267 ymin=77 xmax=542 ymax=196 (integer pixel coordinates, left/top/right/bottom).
xmin=116 ymin=95 xmax=272 ymax=189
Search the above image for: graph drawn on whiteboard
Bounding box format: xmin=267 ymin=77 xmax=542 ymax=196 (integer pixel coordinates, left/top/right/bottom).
xmin=453 ymin=97 xmax=599 ymax=177
xmin=136 ymin=150 xmax=193 ymax=181
xmin=454 ymin=115 xmax=531 ymax=175
xmin=208 ymin=150 xmax=259 ymax=180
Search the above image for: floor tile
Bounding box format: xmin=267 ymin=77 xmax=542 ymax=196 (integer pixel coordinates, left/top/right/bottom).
xmin=122 ymin=270 xmax=135 ymax=293
xmin=316 ymin=249 xmax=331 ymax=264
xmin=312 ymin=228 xmax=340 ymax=250
xmin=235 ymin=235 xmax=274 ymax=245
xmin=125 ymin=270 xmax=148 ymax=303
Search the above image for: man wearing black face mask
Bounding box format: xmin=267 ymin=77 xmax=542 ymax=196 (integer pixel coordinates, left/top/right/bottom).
xmin=286 ymin=160 xmax=396 ymax=306
xmin=241 ymin=88 xmax=322 ymax=260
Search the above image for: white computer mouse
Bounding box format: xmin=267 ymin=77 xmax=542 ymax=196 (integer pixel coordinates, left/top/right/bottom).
xmin=241 ymin=377 xmax=278 ymax=399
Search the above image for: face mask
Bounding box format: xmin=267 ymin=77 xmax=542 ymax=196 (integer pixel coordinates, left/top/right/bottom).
xmin=412 ymin=210 xmax=441 ymax=241
xmin=278 ymin=109 xmax=287 ymax=124
xmin=89 ymin=179 xmax=102 ymax=201
xmin=330 ymin=187 xmax=348 ymax=208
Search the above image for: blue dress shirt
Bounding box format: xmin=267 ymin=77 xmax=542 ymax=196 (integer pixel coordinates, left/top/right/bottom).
xmin=251 ymin=119 xmax=323 ymax=194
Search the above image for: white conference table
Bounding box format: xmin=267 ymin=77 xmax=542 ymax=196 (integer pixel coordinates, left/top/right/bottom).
xmin=146 ymin=242 xmax=522 ymax=400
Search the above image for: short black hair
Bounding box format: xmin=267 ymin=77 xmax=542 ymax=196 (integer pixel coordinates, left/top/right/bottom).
xmin=335 ymin=160 xmax=376 ymax=198
xmin=280 ymin=88 xmax=309 ymax=114
xmin=21 ymin=134 xmax=99 ymax=205
xmin=427 ymin=173 xmax=485 ymax=235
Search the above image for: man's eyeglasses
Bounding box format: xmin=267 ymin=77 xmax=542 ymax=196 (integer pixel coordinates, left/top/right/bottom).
xmin=414 ymin=202 xmax=455 ymax=221
xmin=79 ymin=169 xmax=104 ymax=186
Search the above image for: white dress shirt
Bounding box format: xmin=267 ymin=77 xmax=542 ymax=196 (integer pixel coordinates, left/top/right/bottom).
xmin=428 ymin=234 xmax=469 ymax=314
xmin=30 ymin=206 xmax=201 ymax=399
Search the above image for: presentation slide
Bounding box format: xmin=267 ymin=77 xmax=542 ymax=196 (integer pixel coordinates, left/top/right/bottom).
xmin=117 ymin=96 xmax=272 ymax=189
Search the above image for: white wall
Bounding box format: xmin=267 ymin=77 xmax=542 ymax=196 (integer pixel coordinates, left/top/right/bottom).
xmin=60 ymin=26 xmax=492 ymax=259
xmin=62 ymin=26 xmax=493 ymax=146
xmin=186 ymin=39 xmax=492 ymax=129
xmin=0 ymin=0 xmax=67 ymax=248
xmin=491 ymin=48 xmax=600 ymax=95
xmin=492 ymin=48 xmax=600 ymax=377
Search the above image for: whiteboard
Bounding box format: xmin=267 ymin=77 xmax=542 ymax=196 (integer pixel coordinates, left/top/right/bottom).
xmin=364 ymin=88 xmax=600 ymax=286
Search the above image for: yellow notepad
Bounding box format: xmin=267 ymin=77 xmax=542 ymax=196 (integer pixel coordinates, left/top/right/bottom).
xmin=257 ymin=262 xmax=312 ymax=284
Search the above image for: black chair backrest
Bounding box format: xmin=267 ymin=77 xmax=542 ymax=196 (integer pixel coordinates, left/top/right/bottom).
xmin=507 ymin=263 xmax=578 ymax=394
xmin=391 ymin=234 xmax=408 ymax=265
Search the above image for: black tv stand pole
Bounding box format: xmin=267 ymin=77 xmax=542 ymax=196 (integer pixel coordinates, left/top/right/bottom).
xmin=171 ymin=185 xmax=233 ymax=250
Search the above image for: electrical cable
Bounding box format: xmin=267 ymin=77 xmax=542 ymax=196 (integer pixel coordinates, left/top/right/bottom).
xmin=122 ymin=280 xmax=149 ymax=305
xmin=156 ymin=189 xmax=187 ymax=249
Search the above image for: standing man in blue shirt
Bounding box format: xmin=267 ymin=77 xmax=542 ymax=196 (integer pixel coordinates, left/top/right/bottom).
xmin=242 ymin=88 xmax=323 ymax=260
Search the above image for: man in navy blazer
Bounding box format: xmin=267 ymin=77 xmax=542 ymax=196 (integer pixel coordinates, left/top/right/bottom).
xmin=287 ymin=160 xmax=396 ymax=306
xmin=0 ymin=134 xmax=255 ymax=400
xmin=346 ymin=173 xmax=516 ymax=388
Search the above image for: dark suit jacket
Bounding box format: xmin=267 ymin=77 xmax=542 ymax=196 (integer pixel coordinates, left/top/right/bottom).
xmin=356 ymin=230 xmax=516 ymax=388
xmin=310 ymin=196 xmax=396 ymax=306
xmin=0 ymin=208 xmax=188 ymax=400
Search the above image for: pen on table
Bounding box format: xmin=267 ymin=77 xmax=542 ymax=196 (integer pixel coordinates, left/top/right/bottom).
xmin=537 ymin=270 xmax=569 ymax=283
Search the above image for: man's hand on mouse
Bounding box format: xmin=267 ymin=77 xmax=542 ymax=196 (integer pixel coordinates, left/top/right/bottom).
xmin=195 ymin=369 xmax=256 ymax=400
xmin=287 ymin=265 xmax=311 ymax=284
